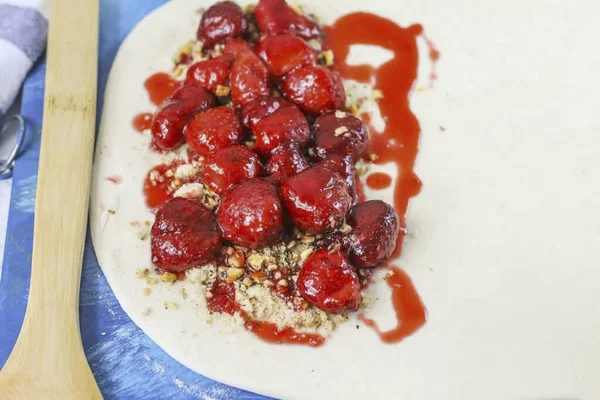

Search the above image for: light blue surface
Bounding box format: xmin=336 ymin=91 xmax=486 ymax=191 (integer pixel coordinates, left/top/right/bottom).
xmin=0 ymin=1 xmax=271 ymax=398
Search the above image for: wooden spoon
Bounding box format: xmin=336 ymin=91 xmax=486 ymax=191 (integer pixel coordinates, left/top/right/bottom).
xmin=0 ymin=0 xmax=102 ymax=398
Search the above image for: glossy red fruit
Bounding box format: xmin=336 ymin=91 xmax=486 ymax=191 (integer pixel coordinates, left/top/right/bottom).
xmin=224 ymin=38 xmax=269 ymax=79
xmin=313 ymin=111 xmax=368 ymax=162
xmin=203 ymin=145 xmax=262 ymax=194
xmin=254 ymin=0 xmax=322 ymax=40
xmin=282 ymin=65 xmax=346 ymax=115
xmin=185 ymin=54 xmax=235 ymax=92
xmin=279 ymin=165 xmax=352 ymax=233
xmin=197 ymin=1 xmax=247 ymax=48
xmin=240 ymin=96 xmax=284 ymax=129
xmin=217 ymin=178 xmax=285 ymax=249
xmin=151 ymin=86 xmax=216 ymax=151
xmin=266 ymin=141 xmax=309 ymax=184
xmin=256 ymin=35 xmax=316 ymax=77
xmin=151 ymin=198 xmax=222 ymax=272
xmin=230 ymin=63 xmax=270 ymax=106
xmin=344 ymin=200 xmax=400 ymax=268
xmin=184 ymin=106 xmax=243 ymax=156
xmin=224 ymin=40 xmax=270 ymax=106
xmin=252 ymin=101 xmax=310 ymax=156
xmin=319 ymin=154 xmax=358 ymax=202
xmin=297 ymin=249 xmax=361 ymax=313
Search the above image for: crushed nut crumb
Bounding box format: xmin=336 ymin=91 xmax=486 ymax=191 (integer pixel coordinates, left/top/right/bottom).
xmin=227 ymin=267 xmax=245 ymax=283
xmin=164 ymin=301 xmax=179 ymax=310
xmin=161 ymin=272 xmax=177 ymax=283
xmin=215 ymin=85 xmax=231 ymax=97
xmin=145 ymin=277 xmax=158 ymax=285
xmin=135 ymin=268 xmax=149 ymax=278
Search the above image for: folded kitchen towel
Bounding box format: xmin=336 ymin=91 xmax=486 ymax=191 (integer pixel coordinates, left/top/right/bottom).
xmin=0 ymin=0 xmax=48 ymax=121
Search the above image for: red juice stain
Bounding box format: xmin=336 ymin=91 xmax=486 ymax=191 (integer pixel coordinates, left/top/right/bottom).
xmin=359 ymin=266 xmax=426 ymax=343
xmin=325 ymin=12 xmax=430 ymax=258
xmin=326 ymin=12 xmax=434 ymax=342
xmin=207 ymin=280 xmax=239 ymax=315
xmin=144 ymin=72 xmax=182 ymax=106
xmin=105 ymin=175 xmax=122 ymax=184
xmin=143 ymin=160 xmax=203 ymax=210
xmin=244 ymin=316 xmax=325 ymax=347
xmin=366 ymin=172 xmax=392 ymax=190
xmin=143 ymin=163 xmax=178 ymax=210
xmin=132 ymin=112 xmax=153 ymax=133
xmin=423 ymin=34 xmax=440 ymax=87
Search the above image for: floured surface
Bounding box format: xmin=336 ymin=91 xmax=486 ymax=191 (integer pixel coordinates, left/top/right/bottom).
xmin=91 ymin=0 xmax=600 ymax=398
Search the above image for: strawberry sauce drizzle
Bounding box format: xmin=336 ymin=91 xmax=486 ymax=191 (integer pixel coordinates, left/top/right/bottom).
xmin=359 ymin=266 xmax=426 ymax=343
xmin=244 ymin=318 xmax=325 ymax=347
xmin=144 ymin=72 xmax=182 ymax=106
xmin=143 ymin=164 xmax=175 ymax=210
xmin=366 ymin=172 xmax=392 ymax=190
xmin=132 ymin=112 xmax=153 ymax=133
xmin=326 ymin=12 xmax=434 ymax=343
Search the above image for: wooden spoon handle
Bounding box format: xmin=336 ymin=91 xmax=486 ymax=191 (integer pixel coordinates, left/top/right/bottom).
xmin=0 ymin=0 xmax=102 ymax=398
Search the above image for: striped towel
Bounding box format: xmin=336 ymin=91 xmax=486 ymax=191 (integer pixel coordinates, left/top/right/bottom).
xmin=0 ymin=0 xmax=48 ymax=120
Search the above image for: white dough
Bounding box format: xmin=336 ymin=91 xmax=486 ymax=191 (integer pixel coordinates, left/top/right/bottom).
xmin=91 ymin=0 xmax=600 ymax=398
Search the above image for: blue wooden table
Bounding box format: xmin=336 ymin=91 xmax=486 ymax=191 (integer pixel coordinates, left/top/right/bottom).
xmin=0 ymin=1 xmax=270 ymax=398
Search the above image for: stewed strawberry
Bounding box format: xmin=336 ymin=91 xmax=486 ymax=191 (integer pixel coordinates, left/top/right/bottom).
xmin=241 ymin=97 xmax=310 ymax=157
xmin=203 ymin=145 xmax=262 ymax=194
xmin=240 ymin=96 xmax=284 ymax=129
xmin=230 ymin=63 xmax=271 ymax=106
xmin=343 ymin=200 xmax=400 ymax=268
xmin=224 ymin=39 xmax=271 ymax=106
xmin=251 ymin=100 xmax=310 ymax=156
xmin=217 ymin=178 xmax=285 ymax=248
xmin=151 ymin=198 xmax=222 ymax=272
xmin=197 ymin=1 xmax=248 ymax=48
xmin=151 ymin=85 xmax=216 ymax=151
xmin=224 ymin=38 xmax=269 ymax=78
xmin=254 ymin=0 xmax=322 ymax=40
xmin=184 ymin=106 xmax=243 ymax=156
xmin=256 ymin=35 xmax=316 ymax=78
xmin=313 ymin=111 xmax=368 ymax=162
xmin=296 ymin=249 xmax=361 ymax=314
xmin=279 ymin=165 xmax=352 ymax=233
xmin=266 ymin=141 xmax=309 ymax=184
xmin=319 ymin=154 xmax=358 ymax=202
xmin=185 ymin=54 xmax=235 ymax=93
xmin=282 ymin=65 xmax=346 ymax=115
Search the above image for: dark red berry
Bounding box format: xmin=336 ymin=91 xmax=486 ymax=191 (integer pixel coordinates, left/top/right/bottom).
xmin=230 ymin=63 xmax=270 ymax=106
xmin=319 ymin=154 xmax=358 ymax=202
xmin=252 ymin=100 xmax=310 ymax=156
xmin=197 ymin=1 xmax=247 ymax=48
xmin=279 ymin=165 xmax=352 ymax=233
xmin=151 ymin=198 xmax=222 ymax=272
xmin=185 ymin=54 xmax=235 ymax=92
xmin=297 ymin=249 xmax=361 ymax=314
xmin=254 ymin=0 xmax=322 ymax=40
xmin=256 ymin=35 xmax=316 ymax=77
xmin=313 ymin=111 xmax=368 ymax=162
xmin=343 ymin=200 xmax=400 ymax=268
xmin=282 ymin=65 xmax=346 ymax=115
xmin=217 ymin=178 xmax=285 ymax=248
xmin=224 ymin=38 xmax=269 ymax=79
xmin=266 ymin=141 xmax=309 ymax=184
xmin=203 ymin=145 xmax=262 ymax=194
xmin=240 ymin=96 xmax=286 ymax=129
xmin=183 ymin=106 xmax=243 ymax=156
xmin=225 ymin=39 xmax=271 ymax=106
xmin=151 ymin=86 xmax=216 ymax=151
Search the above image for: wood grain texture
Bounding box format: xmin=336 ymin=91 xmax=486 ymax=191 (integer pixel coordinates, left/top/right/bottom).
xmin=0 ymin=0 xmax=102 ymax=399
